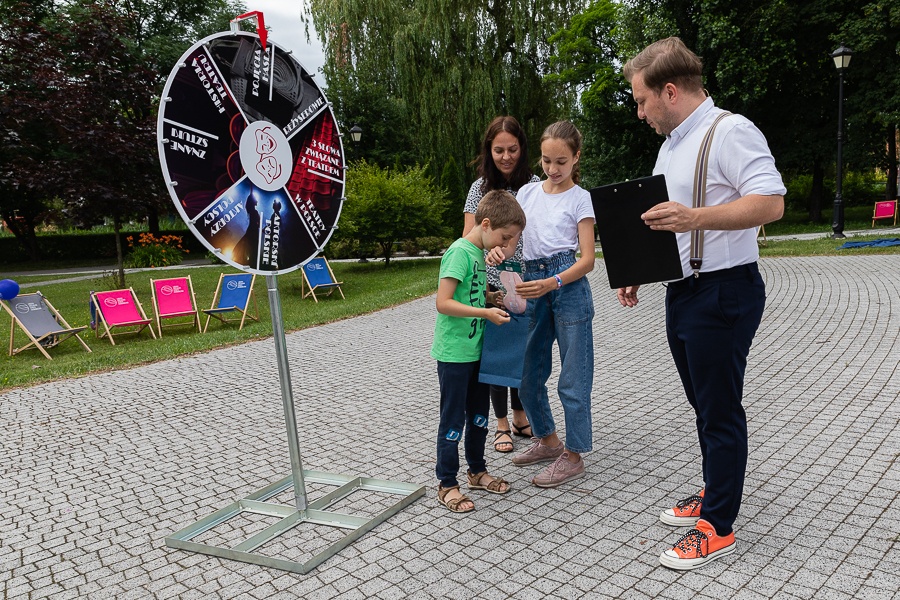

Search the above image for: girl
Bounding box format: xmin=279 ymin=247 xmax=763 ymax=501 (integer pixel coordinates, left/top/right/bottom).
xmin=512 ymin=121 xmax=596 ymax=488
xmin=462 ymin=116 xmax=540 ymax=454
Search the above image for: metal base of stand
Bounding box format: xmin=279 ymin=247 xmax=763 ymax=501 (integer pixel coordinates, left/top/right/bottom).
xmin=166 ymin=470 xmax=425 ymax=574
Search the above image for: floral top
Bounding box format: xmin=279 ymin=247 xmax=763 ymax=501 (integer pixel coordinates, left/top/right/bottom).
xmin=463 ymin=175 xmax=539 ymax=289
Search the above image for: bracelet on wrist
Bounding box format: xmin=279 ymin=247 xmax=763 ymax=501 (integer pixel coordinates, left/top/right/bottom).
xmin=554 ymin=275 xmax=563 ymax=289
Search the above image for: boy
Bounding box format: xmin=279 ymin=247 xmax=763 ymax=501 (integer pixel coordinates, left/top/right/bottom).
xmin=431 ymin=190 xmax=526 ymax=512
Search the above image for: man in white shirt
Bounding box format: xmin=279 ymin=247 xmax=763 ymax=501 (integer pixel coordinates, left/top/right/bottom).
xmin=618 ymin=37 xmax=785 ymax=571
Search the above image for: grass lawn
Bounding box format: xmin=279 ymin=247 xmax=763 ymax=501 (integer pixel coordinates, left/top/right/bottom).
xmin=0 ymin=259 xmax=440 ymax=391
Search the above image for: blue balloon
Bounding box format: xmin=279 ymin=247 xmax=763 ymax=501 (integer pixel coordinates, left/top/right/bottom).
xmin=0 ymin=279 xmax=20 ymax=300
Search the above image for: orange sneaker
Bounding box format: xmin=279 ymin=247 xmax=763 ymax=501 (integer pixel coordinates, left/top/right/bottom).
xmin=659 ymin=519 xmax=735 ymax=570
xmin=659 ymin=489 xmax=704 ymax=526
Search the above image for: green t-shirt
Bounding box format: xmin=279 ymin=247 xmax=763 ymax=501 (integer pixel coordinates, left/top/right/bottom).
xmin=430 ymin=238 xmax=487 ymax=363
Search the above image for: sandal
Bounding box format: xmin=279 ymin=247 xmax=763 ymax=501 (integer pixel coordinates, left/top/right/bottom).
xmin=511 ymin=422 xmax=532 ymax=438
xmin=438 ymin=485 xmax=475 ymax=513
xmin=493 ymin=429 xmax=513 ymax=453
xmin=467 ymin=470 xmax=511 ymax=495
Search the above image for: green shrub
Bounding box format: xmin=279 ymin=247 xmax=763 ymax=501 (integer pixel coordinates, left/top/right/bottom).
xmin=401 ymin=239 xmax=421 ymax=256
xmin=124 ymin=233 xmax=186 ymax=268
xmin=418 ymin=236 xmax=449 ymax=255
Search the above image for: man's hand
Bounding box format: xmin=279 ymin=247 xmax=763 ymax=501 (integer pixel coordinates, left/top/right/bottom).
xmin=617 ymin=285 xmax=640 ymax=307
xmin=642 ymin=201 xmax=698 ymax=233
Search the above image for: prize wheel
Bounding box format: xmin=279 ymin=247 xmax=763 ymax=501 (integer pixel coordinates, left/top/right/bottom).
xmin=157 ymin=30 xmax=344 ymax=275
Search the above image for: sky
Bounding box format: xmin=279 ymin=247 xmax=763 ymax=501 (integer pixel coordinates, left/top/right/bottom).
xmin=236 ymin=1 xmax=326 ymax=75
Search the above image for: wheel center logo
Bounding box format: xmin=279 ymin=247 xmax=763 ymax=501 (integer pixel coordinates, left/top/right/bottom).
xmin=239 ymin=121 xmax=291 ymax=191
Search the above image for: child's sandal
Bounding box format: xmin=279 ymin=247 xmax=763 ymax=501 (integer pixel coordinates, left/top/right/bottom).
xmin=438 ymin=485 xmax=475 ymax=513
xmin=467 ymin=470 xmax=511 ymax=495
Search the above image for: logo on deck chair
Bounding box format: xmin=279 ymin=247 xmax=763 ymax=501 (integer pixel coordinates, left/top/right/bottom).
xmin=104 ymin=297 xmax=130 ymax=308
xmin=160 ymin=285 xmax=184 ymax=295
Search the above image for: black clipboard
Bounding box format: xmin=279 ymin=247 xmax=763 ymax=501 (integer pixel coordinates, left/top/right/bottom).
xmin=590 ymin=174 xmax=684 ymax=289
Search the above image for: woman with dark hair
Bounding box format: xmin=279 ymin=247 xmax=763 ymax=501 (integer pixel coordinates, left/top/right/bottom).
xmin=463 ymin=116 xmax=539 ymax=453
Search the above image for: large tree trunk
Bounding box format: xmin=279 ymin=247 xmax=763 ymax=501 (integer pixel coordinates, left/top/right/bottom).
xmin=808 ymin=160 xmax=825 ymax=223
xmin=147 ymin=205 xmax=160 ymax=235
xmin=1 ymin=210 xmax=41 ymax=261
xmin=886 ymin=125 xmax=898 ymax=200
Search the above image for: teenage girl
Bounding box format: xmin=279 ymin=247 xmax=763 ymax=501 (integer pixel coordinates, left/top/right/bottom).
xmin=512 ymin=120 xmax=596 ymax=488
xmin=463 ymin=116 xmax=540 ymax=454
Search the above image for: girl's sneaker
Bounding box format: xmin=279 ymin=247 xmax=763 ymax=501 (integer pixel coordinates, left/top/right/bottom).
xmin=511 ymin=440 xmax=564 ymax=466
xmin=531 ymin=452 xmax=584 ymax=488
xmin=659 ymin=519 xmax=735 ymax=570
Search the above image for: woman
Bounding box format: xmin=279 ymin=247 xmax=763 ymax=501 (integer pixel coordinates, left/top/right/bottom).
xmin=462 ymin=116 xmax=538 ymax=453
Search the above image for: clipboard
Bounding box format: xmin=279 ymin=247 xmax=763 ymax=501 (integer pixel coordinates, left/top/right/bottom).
xmin=590 ymin=174 xmax=684 ymax=289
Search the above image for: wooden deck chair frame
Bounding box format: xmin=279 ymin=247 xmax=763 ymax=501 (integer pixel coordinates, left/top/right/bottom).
xmin=757 ymin=224 xmax=767 ymax=247
xmin=91 ymin=288 xmax=157 ymax=345
xmin=150 ymin=275 xmax=201 ymax=337
xmin=203 ymin=273 xmax=259 ymax=333
xmin=872 ymin=200 xmax=898 ymax=227
xmin=2 ymin=291 xmax=92 ymax=360
xmin=301 ymin=256 xmax=345 ymax=303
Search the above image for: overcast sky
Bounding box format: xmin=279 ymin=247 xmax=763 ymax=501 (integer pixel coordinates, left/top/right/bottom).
xmin=237 ymin=1 xmax=326 ymax=75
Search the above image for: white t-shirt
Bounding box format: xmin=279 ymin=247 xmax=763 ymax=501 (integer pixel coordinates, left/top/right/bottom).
xmin=655 ymin=97 xmax=786 ymax=277
xmin=516 ymin=181 xmax=595 ymax=261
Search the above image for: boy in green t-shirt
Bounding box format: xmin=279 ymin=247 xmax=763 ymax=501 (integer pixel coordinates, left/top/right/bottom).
xmin=431 ymin=190 xmax=526 ymax=513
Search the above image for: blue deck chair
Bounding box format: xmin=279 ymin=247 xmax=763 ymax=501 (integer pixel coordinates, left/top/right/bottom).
xmin=301 ymin=256 xmax=344 ymax=302
xmin=2 ymin=291 xmax=92 ymax=359
xmin=202 ymin=273 xmax=258 ymax=333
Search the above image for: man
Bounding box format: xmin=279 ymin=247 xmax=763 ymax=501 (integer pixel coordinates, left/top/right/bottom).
xmin=618 ymin=37 xmax=785 ymax=570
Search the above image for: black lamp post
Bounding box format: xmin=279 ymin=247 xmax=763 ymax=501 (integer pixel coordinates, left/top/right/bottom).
xmin=830 ymin=44 xmax=853 ymax=239
xmin=349 ymin=125 xmax=363 ymax=144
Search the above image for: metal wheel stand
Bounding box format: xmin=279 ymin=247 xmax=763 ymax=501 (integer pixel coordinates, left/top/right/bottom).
xmin=165 ymin=274 xmax=424 ymax=574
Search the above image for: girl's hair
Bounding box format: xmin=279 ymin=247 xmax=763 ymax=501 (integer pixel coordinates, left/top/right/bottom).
xmin=473 ymin=116 xmax=533 ymax=195
xmin=540 ymin=121 xmax=583 ymax=185
xmin=622 ymin=37 xmax=703 ymax=94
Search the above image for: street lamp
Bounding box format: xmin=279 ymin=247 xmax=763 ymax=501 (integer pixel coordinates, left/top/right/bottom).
xmin=349 ymin=125 xmax=363 ymax=143
xmin=830 ymin=44 xmax=853 ymax=239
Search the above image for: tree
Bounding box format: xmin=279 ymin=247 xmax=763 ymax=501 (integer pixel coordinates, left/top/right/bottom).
xmin=342 ymin=161 xmax=450 ymax=266
xmin=304 ymin=0 xmax=582 ymax=204
xmin=0 ymin=0 xmax=244 ymax=269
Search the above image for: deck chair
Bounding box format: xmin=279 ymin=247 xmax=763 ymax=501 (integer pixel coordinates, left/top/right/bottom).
xmin=300 ymin=256 xmax=344 ymax=302
xmin=2 ymin=291 xmax=92 ymax=360
xmin=757 ymin=224 xmax=767 ymax=247
xmin=202 ymin=273 xmax=258 ymax=333
xmin=92 ymin=288 xmax=157 ymax=345
xmin=872 ymin=200 xmax=898 ymax=227
xmin=150 ymin=276 xmax=201 ymax=336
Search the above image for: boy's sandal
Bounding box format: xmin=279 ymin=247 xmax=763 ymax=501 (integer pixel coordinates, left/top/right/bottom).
xmin=493 ymin=429 xmax=513 ymax=453
xmin=438 ymin=485 xmax=475 ymax=513
xmin=511 ymin=422 xmax=532 ymax=438
xmin=467 ymin=470 xmax=511 ymax=495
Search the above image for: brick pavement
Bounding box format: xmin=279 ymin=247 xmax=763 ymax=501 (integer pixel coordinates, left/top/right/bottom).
xmin=1 ymin=255 xmax=898 ymax=599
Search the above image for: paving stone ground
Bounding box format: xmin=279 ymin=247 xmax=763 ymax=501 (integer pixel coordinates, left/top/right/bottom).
xmin=1 ymin=255 xmax=898 ymax=599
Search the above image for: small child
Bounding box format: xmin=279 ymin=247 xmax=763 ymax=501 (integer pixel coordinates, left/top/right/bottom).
xmin=431 ymin=189 xmax=526 ymax=512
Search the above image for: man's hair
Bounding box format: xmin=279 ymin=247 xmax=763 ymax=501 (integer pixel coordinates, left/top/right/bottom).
xmin=474 ymin=190 xmax=526 ymax=231
xmin=473 ymin=116 xmax=534 ymax=194
xmin=622 ymin=37 xmax=703 ymax=94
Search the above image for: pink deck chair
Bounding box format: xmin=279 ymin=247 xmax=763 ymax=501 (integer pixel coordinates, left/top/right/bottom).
xmin=150 ymin=276 xmax=201 ymax=337
xmin=91 ymin=288 xmax=157 ymax=345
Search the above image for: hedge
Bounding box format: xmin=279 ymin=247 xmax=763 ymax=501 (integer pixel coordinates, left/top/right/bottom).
xmin=0 ymin=231 xmax=208 ymax=265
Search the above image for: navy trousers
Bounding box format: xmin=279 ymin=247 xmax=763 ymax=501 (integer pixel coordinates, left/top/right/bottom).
xmin=435 ymin=360 xmax=490 ymax=488
xmin=665 ymin=262 xmax=766 ymax=536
